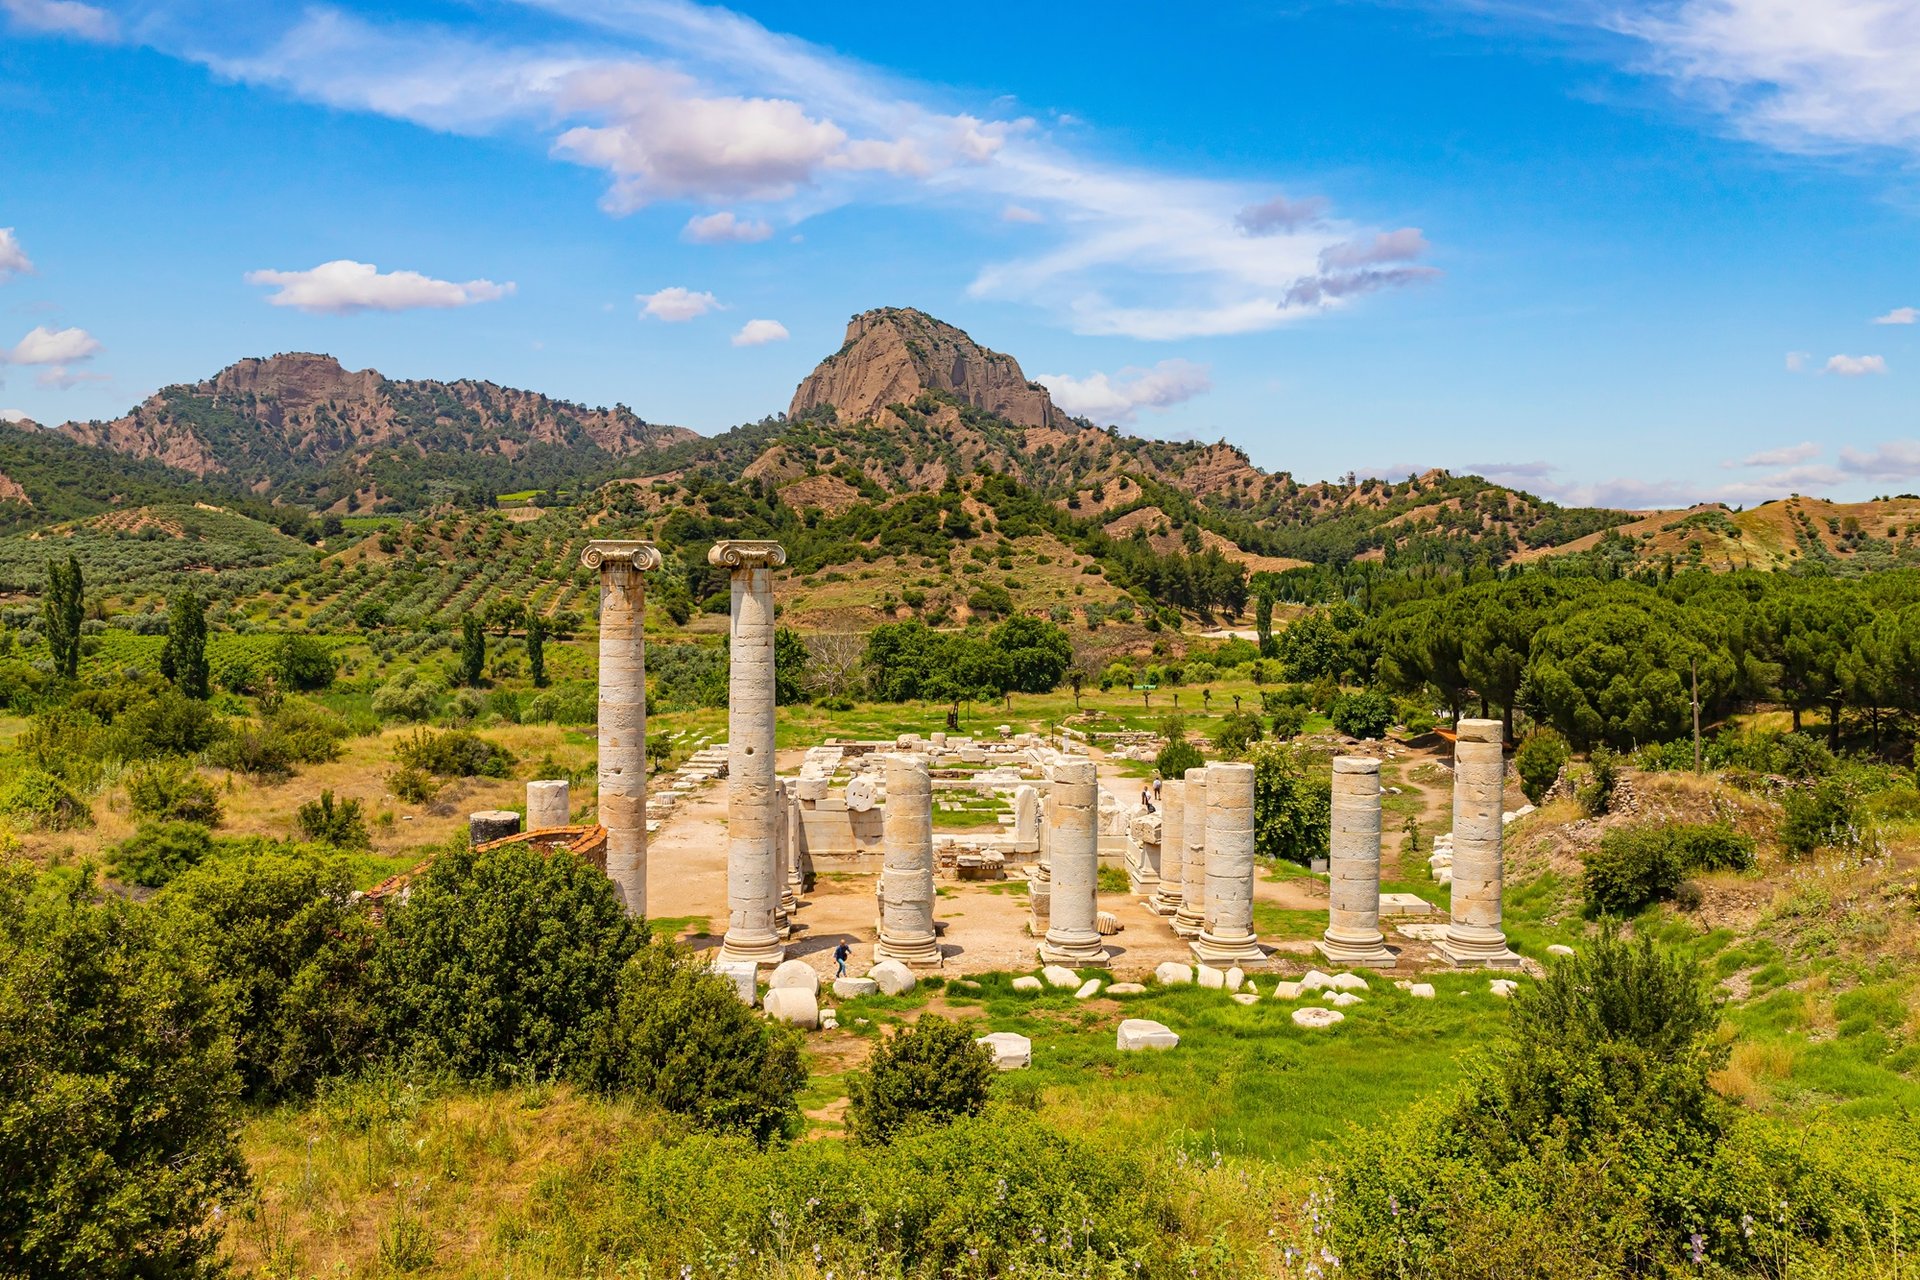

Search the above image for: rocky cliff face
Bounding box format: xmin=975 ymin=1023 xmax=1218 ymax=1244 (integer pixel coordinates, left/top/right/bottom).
xmin=789 ymin=308 xmax=1071 ymax=430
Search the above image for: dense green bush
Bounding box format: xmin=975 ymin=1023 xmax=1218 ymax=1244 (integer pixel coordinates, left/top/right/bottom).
xmin=1576 ymin=745 xmax=1620 ymax=817
xmin=371 ymin=840 xmax=645 ymax=1081
xmin=847 ymin=1015 xmax=997 ymax=1145
xmin=111 ymin=686 xmax=225 ymax=759
xmin=126 ymin=762 xmax=223 ymax=826
xmin=394 ymin=726 xmax=516 ymax=778
xmin=0 ymin=767 xmax=92 ymax=830
xmin=1583 ymin=822 xmax=1755 ymax=915
xmin=1329 ymin=688 xmax=1394 ymax=739
xmin=1514 ymin=728 xmax=1570 ymax=804
xmin=158 ymin=850 xmax=378 ymax=1098
xmin=371 ymin=669 xmax=441 ymax=722
xmin=1249 ymin=741 xmax=1331 ymax=865
xmin=295 ymin=789 xmax=371 ymax=849
xmin=1156 ymin=736 xmax=1204 ymax=780
xmin=1211 ymin=709 xmax=1264 ymax=757
xmin=109 ymin=820 xmax=216 ymax=888
xmin=1780 ymin=777 xmax=1865 ymax=856
xmin=274 ymin=633 xmax=338 ymax=691
xmin=0 ymin=865 xmax=246 ymax=1278
xmin=208 ymin=699 xmax=351 ymax=780
xmin=583 ymin=940 xmax=805 ymax=1143
xmin=1268 ymin=703 xmax=1307 ymax=739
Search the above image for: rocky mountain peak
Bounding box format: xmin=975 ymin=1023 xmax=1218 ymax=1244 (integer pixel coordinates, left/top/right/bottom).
xmin=202 ymin=352 xmax=383 ymax=413
xmin=789 ymin=307 xmax=1070 ymax=430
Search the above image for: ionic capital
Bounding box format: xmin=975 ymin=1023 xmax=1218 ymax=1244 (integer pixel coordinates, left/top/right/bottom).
xmin=707 ymin=539 xmax=788 ymax=570
xmin=582 ymin=540 xmax=663 ymax=573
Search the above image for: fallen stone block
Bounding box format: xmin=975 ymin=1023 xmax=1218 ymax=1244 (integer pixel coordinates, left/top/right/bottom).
xmin=1292 ymin=1007 xmax=1345 ymax=1030
xmin=1116 ymin=1018 xmax=1180 ymax=1051
xmin=1546 ymin=944 xmax=1575 ymax=957
xmin=1073 ymin=979 xmax=1103 ymax=1000
xmin=1408 ymin=983 xmax=1436 ymax=999
xmin=1324 ymin=991 xmax=1364 ymax=1007
xmin=767 ymin=959 xmax=820 ymax=996
xmin=1012 ymin=975 xmax=1043 ymax=992
xmin=832 ymin=976 xmax=879 ymax=999
xmin=1329 ymin=972 xmax=1369 ymax=992
xmin=1230 ymin=992 xmax=1259 ymax=1006
xmin=711 ymin=961 xmax=757 ymax=1006
xmin=764 ymin=987 xmax=819 ymax=1029
xmin=1489 ymin=978 xmax=1520 ymax=998
xmin=868 ymin=959 xmax=916 ymax=996
xmin=1299 ymin=969 xmax=1334 ymax=991
xmin=1197 ymin=963 xmax=1226 ymax=990
xmin=977 ymin=1031 xmax=1031 ymax=1069
xmin=1225 ymin=966 xmax=1246 ymax=992
xmin=1271 ymin=981 xmax=1301 ymax=1000
xmin=1155 ymin=962 xmax=1194 ymax=985
xmin=1042 ymin=964 xmax=1081 ymax=989
xmin=1107 ymin=982 xmax=1147 ymax=995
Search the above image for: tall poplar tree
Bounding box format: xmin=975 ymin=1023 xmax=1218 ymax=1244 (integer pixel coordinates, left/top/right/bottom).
xmin=160 ymin=590 xmax=210 ymax=699
xmin=43 ymin=555 xmax=83 ymax=680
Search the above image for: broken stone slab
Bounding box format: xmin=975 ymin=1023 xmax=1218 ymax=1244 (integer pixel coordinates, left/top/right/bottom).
xmin=1329 ymin=972 xmax=1369 ymax=992
xmin=1225 ymin=966 xmax=1247 ymax=992
xmin=1408 ymin=983 xmax=1436 ymax=999
xmin=1546 ymin=944 xmax=1575 ymax=957
xmin=1230 ymin=992 xmax=1259 ymax=1006
xmin=1395 ymin=923 xmax=1450 ymax=941
xmin=1298 ymin=969 xmax=1335 ymax=991
xmin=1292 ymin=1007 xmax=1346 ymax=1030
xmin=832 ymin=976 xmax=880 ymax=999
xmin=763 ymin=987 xmax=819 ymax=1029
xmin=1271 ymin=981 xmax=1301 ymax=1000
xmin=1154 ymin=962 xmax=1194 ymax=985
xmin=1073 ymin=979 xmax=1103 ymax=1000
xmin=977 ymin=1031 xmax=1031 ymax=1070
xmin=1107 ymin=982 xmax=1147 ymax=995
xmin=1041 ymin=965 xmax=1082 ymax=989
xmin=820 ymin=1012 xmax=839 ymax=1031
xmin=1324 ymin=991 xmax=1364 ymax=1007
xmin=1011 ymin=975 xmax=1044 ymax=992
xmin=1096 ymin=910 xmax=1122 ymax=936
xmin=1379 ymin=893 xmax=1435 ymax=917
xmin=868 ymin=959 xmax=917 ymax=996
xmin=1197 ymin=963 xmax=1227 ymax=990
xmin=1489 ymin=978 xmax=1520 ymax=998
xmin=1116 ymin=1018 xmax=1180 ymax=1051
xmin=767 ymin=959 xmax=820 ymax=995
xmin=711 ymin=961 xmax=758 ymax=1006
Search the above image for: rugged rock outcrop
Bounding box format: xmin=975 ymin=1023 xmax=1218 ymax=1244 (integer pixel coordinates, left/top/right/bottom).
xmin=790 ymin=307 xmax=1072 ymax=430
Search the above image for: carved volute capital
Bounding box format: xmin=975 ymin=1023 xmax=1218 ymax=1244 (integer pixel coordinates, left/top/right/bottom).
xmin=581 ymin=540 xmax=663 ymax=573
xmin=707 ymin=540 xmax=788 ymax=570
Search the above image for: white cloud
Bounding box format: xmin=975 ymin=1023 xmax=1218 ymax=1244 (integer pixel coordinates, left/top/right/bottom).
xmin=1785 ymin=350 xmax=1810 ymax=372
xmin=6 ymin=325 xmax=101 ymax=365
xmin=1001 ymin=203 xmax=1044 ymax=224
xmin=35 ymin=366 xmax=109 ymax=390
xmin=1036 ymin=359 xmax=1212 ymax=423
xmin=640 ymin=286 xmax=720 ymax=321
xmin=1875 ymin=306 xmax=1918 ymax=325
xmin=682 ymin=211 xmax=773 ymax=243
xmin=0 ymin=408 xmax=31 ymax=423
xmin=1838 ymin=441 xmax=1920 ymax=480
xmin=243 ymin=260 xmax=515 ymax=314
xmin=1737 ymin=441 xmax=1820 ymax=467
xmin=0 ymin=229 xmax=33 ymax=281
xmin=143 ymin=1 xmax=1434 ymax=341
xmin=1613 ymin=0 xmax=1920 ymax=156
xmin=2 ymin=0 xmax=116 ymax=41
xmin=1825 ymin=353 xmax=1887 ymax=376
xmin=731 ymin=318 xmax=789 ymax=346
xmin=1319 ymin=228 xmax=1429 ymax=269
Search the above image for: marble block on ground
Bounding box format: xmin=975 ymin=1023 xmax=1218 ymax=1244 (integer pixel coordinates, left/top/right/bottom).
xmin=1271 ymin=981 xmax=1302 ymax=1000
xmin=711 ymin=962 xmax=758 ymax=1006
xmin=1292 ymin=1007 xmax=1345 ymax=1030
xmin=1074 ymin=979 xmax=1103 ymax=999
xmin=1116 ymin=1019 xmax=1180 ymax=1051
xmin=1108 ymin=982 xmax=1147 ymax=995
xmin=1155 ymin=962 xmax=1194 ymax=985
xmin=1042 ymin=965 xmax=1082 ymax=988
xmin=977 ymin=1031 xmax=1032 ymax=1069
xmin=767 ymin=959 xmax=819 ymax=995
xmin=1378 ymin=893 xmax=1435 ymax=917
xmin=1012 ymin=975 xmax=1043 ymax=992
xmin=868 ymin=959 xmax=917 ymax=996
xmin=763 ymin=987 xmax=819 ymax=1029
xmin=832 ymin=976 xmax=879 ymax=999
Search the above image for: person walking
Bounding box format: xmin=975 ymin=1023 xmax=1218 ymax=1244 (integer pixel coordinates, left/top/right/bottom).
xmin=833 ymin=939 xmax=851 ymax=977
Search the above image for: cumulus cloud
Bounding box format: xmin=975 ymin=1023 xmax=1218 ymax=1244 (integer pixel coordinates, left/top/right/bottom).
xmin=132 ymin=1 xmax=1434 ymax=341
xmin=1838 ymin=441 xmax=1920 ymax=480
xmin=1825 ymin=353 xmax=1887 ymax=376
xmin=731 ymin=318 xmax=788 ymax=346
xmin=244 ymin=260 xmax=515 ymax=314
xmin=0 ymin=229 xmax=33 ymax=282
xmin=640 ymin=286 xmax=720 ymax=321
xmin=682 ymin=211 xmax=773 ymax=243
xmin=2 ymin=0 xmax=116 ymax=40
xmin=1036 ymin=359 xmax=1212 ymax=423
xmin=6 ymin=325 xmax=101 ymax=365
xmin=1737 ymin=441 xmax=1820 ymax=467
xmin=1875 ymin=306 xmax=1918 ymax=325
xmin=1236 ymin=194 xmax=1329 ymax=235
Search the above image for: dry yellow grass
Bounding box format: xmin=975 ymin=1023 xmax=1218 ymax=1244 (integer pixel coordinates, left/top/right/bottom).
xmin=1712 ymin=1038 xmax=1797 ymax=1106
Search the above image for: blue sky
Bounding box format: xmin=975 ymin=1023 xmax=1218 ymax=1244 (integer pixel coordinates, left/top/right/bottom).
xmin=2 ymin=0 xmax=1917 ymax=508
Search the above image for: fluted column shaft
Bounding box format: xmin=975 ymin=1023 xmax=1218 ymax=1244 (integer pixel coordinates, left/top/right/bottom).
xmin=1436 ymin=719 xmax=1519 ymax=967
xmin=1150 ymin=779 xmax=1186 ymax=915
xmin=1172 ymin=766 xmax=1209 ymax=937
xmin=1193 ymin=762 xmax=1264 ymax=962
xmin=875 ymin=754 xmax=941 ymax=965
xmin=1039 ymin=759 xmax=1109 ymax=965
xmin=1318 ymin=756 xmax=1395 ymax=967
xmin=583 ymin=541 xmax=659 ymax=916
xmin=715 ymin=541 xmax=786 ymax=966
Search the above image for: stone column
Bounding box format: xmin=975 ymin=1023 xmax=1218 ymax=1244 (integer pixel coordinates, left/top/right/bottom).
xmin=1039 ymin=759 xmax=1110 ymax=965
xmin=526 ymin=779 xmax=570 ymax=830
xmin=713 ymin=540 xmax=787 ymax=967
xmin=1193 ymin=762 xmax=1265 ymax=962
xmin=1029 ymin=790 xmax=1053 ymax=927
xmin=469 ymin=810 xmax=521 ymax=846
xmin=1149 ymin=778 xmax=1186 ymax=916
xmin=774 ymin=780 xmax=797 ymax=935
xmin=1172 ymin=766 xmax=1209 ymax=938
xmin=1317 ymin=757 xmax=1396 ymax=968
xmin=1436 ymin=719 xmax=1520 ymax=967
xmin=582 ymin=540 xmax=660 ymax=915
xmin=875 ymin=753 xmax=941 ymax=965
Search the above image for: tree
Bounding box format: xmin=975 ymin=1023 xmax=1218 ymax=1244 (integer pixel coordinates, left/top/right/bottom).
xmin=805 ymin=631 xmax=866 ymax=701
xmin=42 ymin=554 xmax=83 ymax=680
xmin=274 ymin=634 xmax=337 ymax=691
xmin=527 ymin=610 xmax=548 ymax=688
xmin=458 ymin=614 xmax=486 ymax=687
xmin=987 ymin=614 xmax=1072 ymax=694
xmin=1329 ymin=689 xmax=1394 ymax=740
xmin=160 ymin=590 xmax=210 ymax=699
xmin=774 ymin=626 xmax=811 ymax=705
xmin=847 ymin=1016 xmax=997 ymax=1145
xmin=0 ymin=865 xmax=247 ymax=1277
xmin=1248 ymin=741 xmax=1330 ymax=865
xmin=295 ymin=789 xmax=371 ymax=849
xmin=1254 ymin=590 xmax=1276 ymax=657
xmin=1514 ymin=728 xmax=1570 ymax=804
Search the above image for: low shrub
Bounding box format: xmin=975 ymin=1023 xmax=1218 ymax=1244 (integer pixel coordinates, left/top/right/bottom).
xmin=1780 ymin=777 xmax=1867 ymax=856
xmin=0 ymin=768 xmax=92 ymax=830
xmin=387 ymin=765 xmax=439 ymax=804
xmin=394 ymin=727 xmax=516 ymax=779
xmin=371 ymin=670 xmax=440 ymax=723
xmin=848 ymin=1015 xmax=997 ymax=1145
xmin=295 ymin=790 xmax=371 ymax=850
xmin=1583 ymin=822 xmax=1755 ymax=915
xmin=1576 ymin=745 xmax=1619 ymax=817
xmin=126 ymin=763 xmax=223 ymax=826
xmin=1211 ymin=710 xmax=1264 ymax=757
xmin=1329 ymin=688 xmax=1394 ymax=740
xmin=1155 ymin=736 xmax=1204 ymax=780
xmin=108 ymin=821 xmax=215 ymax=888
xmin=1515 ymin=728 xmax=1570 ymax=804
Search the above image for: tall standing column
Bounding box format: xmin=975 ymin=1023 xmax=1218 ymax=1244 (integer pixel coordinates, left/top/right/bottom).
xmin=1039 ymin=759 xmax=1110 ymax=965
xmin=1436 ymin=719 xmax=1520 ymax=968
xmin=1317 ymin=757 xmax=1396 ymax=968
xmin=772 ymin=780 xmax=793 ymax=938
xmin=875 ymin=753 xmax=941 ymax=965
xmin=1149 ymin=779 xmax=1186 ymax=916
xmin=582 ymin=540 xmax=661 ymax=916
xmin=714 ymin=540 xmax=787 ymax=967
xmin=1172 ymin=766 xmax=1209 ymax=938
xmin=1193 ymin=762 xmax=1265 ymax=962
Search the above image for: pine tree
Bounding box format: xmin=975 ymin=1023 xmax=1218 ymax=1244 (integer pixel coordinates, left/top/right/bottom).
xmin=160 ymin=590 xmax=210 ymax=699
xmin=526 ymin=610 xmax=547 ymax=688
xmin=43 ymin=554 xmax=83 ymax=680
xmin=459 ymin=614 xmax=486 ymax=687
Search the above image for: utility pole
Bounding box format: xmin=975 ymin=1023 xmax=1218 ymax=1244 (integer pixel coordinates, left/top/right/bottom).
xmin=1691 ymin=656 xmax=1702 ymax=774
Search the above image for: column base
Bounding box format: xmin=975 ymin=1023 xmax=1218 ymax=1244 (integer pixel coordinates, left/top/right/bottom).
xmin=1171 ymin=909 xmax=1206 ymax=939
xmin=1038 ymin=937 xmax=1111 ymax=967
xmin=1191 ymin=933 xmax=1267 ymax=963
xmin=1433 ymin=931 xmax=1522 ymax=968
xmin=717 ymin=932 xmax=785 ymax=967
xmin=1147 ymin=890 xmax=1183 ymax=917
xmin=1315 ymin=938 xmax=1398 ymax=969
xmin=874 ymin=936 xmax=943 ymax=967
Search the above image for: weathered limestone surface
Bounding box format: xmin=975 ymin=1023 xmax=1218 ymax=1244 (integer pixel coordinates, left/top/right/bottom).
xmin=767 ymin=959 xmax=819 ymax=995
xmin=715 ymin=541 xmax=787 ymax=967
xmin=977 ymin=1031 xmax=1032 ymax=1069
xmin=1039 ymin=759 xmax=1111 ymax=965
xmin=1028 ymin=791 xmax=1053 ymax=926
xmin=525 ymin=780 xmax=570 ymax=830
xmin=1117 ymin=1019 xmax=1179 ymax=1051
xmin=583 ymin=540 xmax=660 ymax=915
xmin=1172 ymin=767 xmax=1209 ymax=938
xmin=773 ymin=780 xmax=793 ymax=938
xmin=1193 ymin=762 xmax=1266 ymax=963
xmin=868 ymin=958 xmax=916 ymax=995
xmin=763 ymin=986 xmax=819 ymax=1029
xmin=1436 ymin=719 xmax=1522 ymax=968
xmin=1012 ymin=785 xmax=1040 ymax=851
xmin=875 ymin=753 xmax=941 ymax=966
xmin=1317 ymin=756 xmax=1398 ymax=968
xmin=468 ymin=810 xmax=521 ymax=846
xmin=1149 ymin=779 xmax=1186 ymax=916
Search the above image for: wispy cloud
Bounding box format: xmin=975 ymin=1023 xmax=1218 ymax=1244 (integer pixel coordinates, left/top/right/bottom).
xmin=1735 ymin=441 xmax=1819 ymax=467
xmin=244 ymin=260 xmax=515 ymax=314
xmin=0 ymin=408 xmax=31 ymax=423
xmin=731 ymin=318 xmax=788 ymax=346
xmin=1036 ymin=359 xmax=1212 ymax=423
xmin=1838 ymin=440 xmax=1920 ymax=481
xmin=95 ymin=0 xmax=1433 ymax=341
xmin=2 ymin=0 xmax=116 ymax=41
xmin=0 ymin=229 xmax=33 ymax=282
xmin=639 ymin=286 xmax=720 ymax=320
xmin=682 ymin=211 xmax=772 ymax=243
xmin=1785 ymin=350 xmax=1810 ymax=372
xmin=1875 ymin=306 xmax=1918 ymax=325
xmin=1000 ymin=203 xmax=1043 ymax=224
xmin=1825 ymin=353 xmax=1887 ymax=376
